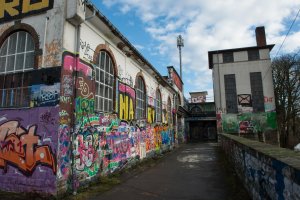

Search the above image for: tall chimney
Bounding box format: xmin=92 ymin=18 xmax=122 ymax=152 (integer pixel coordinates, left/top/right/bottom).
xmin=255 ymin=26 xmax=267 ymax=47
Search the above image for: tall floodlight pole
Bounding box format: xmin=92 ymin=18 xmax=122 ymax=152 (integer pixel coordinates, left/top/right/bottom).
xmin=177 ymin=35 xmax=184 ymax=79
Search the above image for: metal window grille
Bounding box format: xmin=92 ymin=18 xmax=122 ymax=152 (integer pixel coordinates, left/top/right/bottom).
xmin=0 ymin=31 xmax=34 ymax=74
xmin=248 ymin=49 xmax=260 ymax=61
xmin=156 ymin=90 xmax=162 ymax=122
xmin=95 ymin=51 xmax=114 ymax=112
xmin=136 ymin=76 xmax=146 ymax=119
xmin=224 ymin=74 xmax=238 ymax=113
xmin=250 ymin=72 xmax=264 ymax=112
xmin=167 ymin=97 xmax=172 ymax=124
xmin=222 ymin=52 xmax=234 ymax=63
xmin=0 ymin=31 xmax=35 ymax=108
xmin=0 ymin=86 xmax=31 ymax=108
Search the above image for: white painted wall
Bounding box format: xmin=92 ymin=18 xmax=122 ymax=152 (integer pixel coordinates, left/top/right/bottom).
xmin=0 ymin=0 xmax=65 ymax=68
xmin=212 ymin=49 xmax=275 ymax=113
xmin=62 ymin=8 xmax=176 ymax=111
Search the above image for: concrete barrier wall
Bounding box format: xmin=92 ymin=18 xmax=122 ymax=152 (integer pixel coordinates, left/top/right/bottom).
xmin=220 ymin=133 xmax=300 ymax=200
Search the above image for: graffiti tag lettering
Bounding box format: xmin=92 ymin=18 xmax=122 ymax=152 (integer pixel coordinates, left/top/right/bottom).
xmin=75 ymin=97 xmax=95 ymax=117
xmin=40 ymin=111 xmax=56 ymax=125
xmin=118 ymin=83 xmax=135 ymax=121
xmin=62 ymin=75 xmax=73 ymax=96
xmin=264 ymin=97 xmax=273 ymax=103
xmin=147 ymin=106 xmax=155 ymax=123
xmin=78 ymin=77 xmax=94 ymax=98
xmin=0 ymin=121 xmax=56 ymax=175
xmin=80 ymin=39 xmax=93 ymax=61
xmin=0 ymin=0 xmax=54 ymax=24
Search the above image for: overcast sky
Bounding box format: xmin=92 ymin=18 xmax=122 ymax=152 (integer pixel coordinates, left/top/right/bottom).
xmin=91 ymin=0 xmax=300 ymax=100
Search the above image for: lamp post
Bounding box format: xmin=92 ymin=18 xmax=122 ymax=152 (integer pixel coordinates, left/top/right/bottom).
xmin=177 ymin=35 xmax=184 ymax=79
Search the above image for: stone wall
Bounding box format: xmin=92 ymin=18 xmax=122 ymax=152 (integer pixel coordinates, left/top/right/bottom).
xmin=220 ymin=133 xmax=300 ymax=200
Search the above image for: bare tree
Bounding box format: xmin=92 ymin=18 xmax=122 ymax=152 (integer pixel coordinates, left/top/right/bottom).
xmin=272 ymin=54 xmax=300 ymax=148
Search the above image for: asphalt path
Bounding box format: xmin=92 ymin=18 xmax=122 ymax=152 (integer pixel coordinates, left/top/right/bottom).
xmin=90 ymin=142 xmax=250 ymax=200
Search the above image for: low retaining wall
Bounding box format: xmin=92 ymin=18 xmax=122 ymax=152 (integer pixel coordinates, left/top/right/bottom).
xmin=220 ymin=133 xmax=300 ymax=200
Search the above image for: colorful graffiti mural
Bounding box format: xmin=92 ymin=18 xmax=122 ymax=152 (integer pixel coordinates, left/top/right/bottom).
xmin=0 ymin=14 xmax=182 ymax=194
xmin=31 ymin=83 xmax=60 ymax=107
xmin=0 ymin=120 xmax=56 ymax=175
xmin=75 ymin=97 xmax=95 ymax=118
xmin=0 ymin=107 xmax=58 ymax=194
xmin=72 ymin=111 xmax=174 ymax=175
xmin=221 ymin=112 xmax=277 ymax=134
xmin=118 ymin=82 xmax=135 ymax=121
xmin=75 ymin=129 xmax=100 ymax=177
xmin=58 ymin=52 xmax=96 ymax=189
xmin=57 ymin=125 xmax=71 ymax=180
xmin=147 ymin=106 xmax=155 ymax=124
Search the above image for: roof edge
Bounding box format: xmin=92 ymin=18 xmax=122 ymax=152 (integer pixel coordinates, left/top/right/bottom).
xmin=208 ymin=44 xmax=275 ymax=69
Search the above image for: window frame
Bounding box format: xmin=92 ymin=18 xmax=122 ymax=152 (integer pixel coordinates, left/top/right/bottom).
xmin=167 ymin=97 xmax=172 ymax=125
xmin=248 ymin=49 xmax=260 ymax=61
xmin=0 ymin=26 xmax=39 ymax=109
xmin=156 ymin=89 xmax=162 ymax=122
xmin=250 ymin=72 xmax=264 ymax=112
xmin=135 ymin=75 xmax=146 ymax=119
xmin=223 ymin=52 xmax=234 ymax=63
xmin=224 ymin=74 xmax=238 ymax=113
xmin=94 ymin=51 xmax=115 ymax=112
xmin=0 ymin=31 xmax=35 ymax=74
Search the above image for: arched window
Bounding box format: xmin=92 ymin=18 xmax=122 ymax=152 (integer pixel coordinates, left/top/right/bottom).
xmin=167 ymin=97 xmax=172 ymax=124
xmin=156 ymin=89 xmax=162 ymax=122
xmin=0 ymin=31 xmax=35 ymax=73
xmin=136 ymin=76 xmax=146 ymax=119
xmin=0 ymin=30 xmax=37 ymax=108
xmin=95 ymin=51 xmax=115 ymax=112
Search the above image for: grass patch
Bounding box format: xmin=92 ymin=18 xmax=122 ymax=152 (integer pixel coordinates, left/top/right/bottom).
xmin=0 ymin=190 xmax=55 ymax=200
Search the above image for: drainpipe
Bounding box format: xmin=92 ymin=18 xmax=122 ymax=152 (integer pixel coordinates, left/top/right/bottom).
xmin=71 ymin=24 xmax=81 ymax=196
xmin=71 ymin=3 xmax=96 ymax=196
xmin=42 ymin=16 xmax=49 ymax=68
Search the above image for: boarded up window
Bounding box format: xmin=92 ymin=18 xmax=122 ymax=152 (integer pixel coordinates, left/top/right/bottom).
xmin=224 ymin=74 xmax=238 ymax=113
xmin=250 ymin=72 xmax=264 ymax=112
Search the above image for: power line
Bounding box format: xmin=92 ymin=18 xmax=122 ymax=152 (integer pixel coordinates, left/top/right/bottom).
xmin=274 ymin=7 xmax=300 ymax=58
xmin=263 ymin=7 xmax=300 ymax=81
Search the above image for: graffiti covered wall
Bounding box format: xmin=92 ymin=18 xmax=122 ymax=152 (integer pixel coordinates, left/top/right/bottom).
xmin=221 ymin=112 xmax=277 ymax=134
xmin=56 ymin=52 xmax=176 ymax=194
xmin=220 ymin=134 xmax=300 ymax=200
xmin=118 ymin=82 xmax=135 ymax=121
xmin=0 ymin=107 xmax=58 ymax=194
xmin=58 ymin=52 xmax=95 ymax=192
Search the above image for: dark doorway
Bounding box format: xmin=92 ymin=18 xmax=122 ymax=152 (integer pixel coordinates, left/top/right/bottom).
xmin=189 ymin=121 xmax=217 ymax=141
